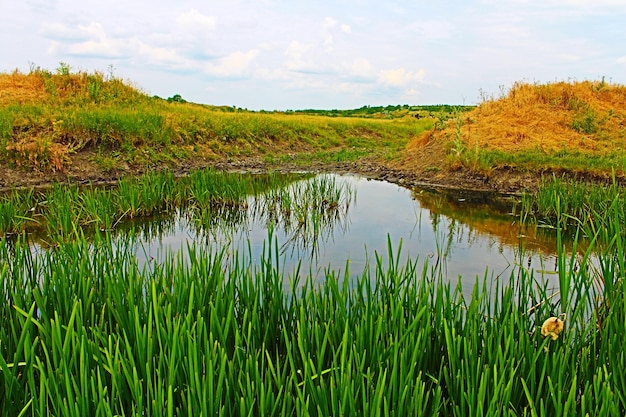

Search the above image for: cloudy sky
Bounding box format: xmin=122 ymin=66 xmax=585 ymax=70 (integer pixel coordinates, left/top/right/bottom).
xmin=2 ymin=0 xmax=625 ymax=110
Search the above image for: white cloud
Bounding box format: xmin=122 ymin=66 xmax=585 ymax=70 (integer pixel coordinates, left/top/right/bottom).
xmin=378 ymin=68 xmax=426 ymax=87
xmin=205 ymin=49 xmax=260 ymax=77
xmin=558 ymin=54 xmax=581 ymax=62
xmin=320 ymin=16 xmax=352 ymax=51
xmin=134 ymin=40 xmax=188 ymax=67
xmin=41 ymin=22 xmax=105 ymax=42
xmin=322 ymin=17 xmax=337 ymax=50
xmin=176 ymin=9 xmax=217 ymax=31
xmin=44 ymin=20 xmax=197 ymax=69
xmin=55 ymin=22 xmax=129 ymax=59
xmin=67 ymin=39 xmax=125 ymax=59
xmin=254 ymin=67 xmax=292 ymax=82
xmin=348 ymin=59 xmax=376 ymax=79
xmin=285 ymin=40 xmax=314 ymax=71
xmin=322 ymin=17 xmax=337 ymax=30
xmin=544 ymin=0 xmax=626 ymax=10
xmin=404 ymin=88 xmax=420 ymax=97
xmin=406 ymin=20 xmax=454 ymax=41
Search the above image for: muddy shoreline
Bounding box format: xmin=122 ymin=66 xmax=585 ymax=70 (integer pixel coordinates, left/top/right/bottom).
xmin=0 ymin=153 xmax=620 ymax=196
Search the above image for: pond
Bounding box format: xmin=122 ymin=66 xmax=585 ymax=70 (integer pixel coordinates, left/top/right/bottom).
xmin=119 ymin=173 xmax=561 ymax=291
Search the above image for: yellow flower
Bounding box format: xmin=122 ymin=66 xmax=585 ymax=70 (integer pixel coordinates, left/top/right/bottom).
xmin=541 ymin=316 xmax=565 ymax=340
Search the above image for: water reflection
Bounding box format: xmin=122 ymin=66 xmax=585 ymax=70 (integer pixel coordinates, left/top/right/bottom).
xmin=116 ymin=174 xmax=562 ymax=291
xmin=411 ymin=188 xmax=564 ymax=291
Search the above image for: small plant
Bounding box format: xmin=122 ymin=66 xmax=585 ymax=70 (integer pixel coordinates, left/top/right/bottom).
xmin=451 ymin=109 xmax=465 ymax=157
xmin=56 ymin=61 xmax=71 ymax=76
xmin=87 ymin=74 xmax=102 ymax=102
xmin=93 ymin=152 xmax=121 ymax=172
xmin=571 ymin=107 xmax=598 ymax=134
xmin=434 ymin=110 xmax=449 ymax=130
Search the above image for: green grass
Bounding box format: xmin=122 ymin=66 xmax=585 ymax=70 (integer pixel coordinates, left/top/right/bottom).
xmin=469 ymin=148 xmax=626 ymax=175
xmin=3 ymin=67 xmax=626 ymax=415
xmin=519 ymin=176 xmax=626 ymax=243
xmin=1 ymin=217 xmax=625 ymax=415
xmin=0 ymin=169 xmax=312 ymax=239
xmin=1 ymin=68 xmax=434 ymax=173
xmin=1 ymin=168 xmax=626 ymax=415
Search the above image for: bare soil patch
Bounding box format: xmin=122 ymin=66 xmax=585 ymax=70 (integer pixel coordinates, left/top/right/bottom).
xmin=0 ymin=146 xmax=553 ymax=195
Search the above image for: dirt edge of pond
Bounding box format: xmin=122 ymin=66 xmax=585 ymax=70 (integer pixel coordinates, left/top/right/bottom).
xmin=3 ymin=148 xmax=619 ymax=196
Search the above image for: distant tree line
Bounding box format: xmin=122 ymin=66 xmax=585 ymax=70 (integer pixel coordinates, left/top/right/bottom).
xmin=155 ymin=95 xmax=474 ymax=118
xmin=285 ymin=104 xmax=474 ymax=117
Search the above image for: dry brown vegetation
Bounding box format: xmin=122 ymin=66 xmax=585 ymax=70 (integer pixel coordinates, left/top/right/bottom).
xmin=401 ymin=80 xmax=626 ymax=178
xmin=469 ymin=80 xmax=626 ymax=153
xmin=0 ymin=68 xmax=144 ymax=106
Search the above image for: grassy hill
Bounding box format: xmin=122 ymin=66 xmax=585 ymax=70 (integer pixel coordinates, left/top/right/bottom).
xmin=2 ymin=66 xmax=626 ymax=191
xmin=399 ymin=80 xmax=626 ymax=180
xmin=0 ymin=67 xmax=431 ymax=181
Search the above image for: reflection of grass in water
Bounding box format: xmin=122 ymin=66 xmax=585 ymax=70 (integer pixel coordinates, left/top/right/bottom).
xmin=1 ymin=217 xmax=625 ymax=415
xmin=187 ymin=174 xmax=356 ymax=258
xmin=0 ymin=169 xmax=311 ymax=243
xmin=257 ymin=174 xmax=355 ymax=258
xmin=415 ymin=188 xmax=561 ymax=255
xmin=7 ymin=171 xmax=355 ymax=256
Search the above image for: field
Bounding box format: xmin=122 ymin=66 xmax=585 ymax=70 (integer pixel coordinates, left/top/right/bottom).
xmin=3 ymin=68 xmax=626 ymax=192
xmin=2 ymin=66 xmax=626 ymax=415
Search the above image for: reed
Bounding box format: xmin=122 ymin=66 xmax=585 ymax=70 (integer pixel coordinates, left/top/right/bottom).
xmin=0 ymin=169 xmax=313 ymax=240
xmin=520 ymin=176 xmax=626 ymax=244
xmin=1 ymin=211 xmax=625 ymax=415
xmin=0 ymin=188 xmax=38 ymax=236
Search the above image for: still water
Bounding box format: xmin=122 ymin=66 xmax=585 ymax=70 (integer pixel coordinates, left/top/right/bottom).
xmin=127 ymin=174 xmax=561 ymax=291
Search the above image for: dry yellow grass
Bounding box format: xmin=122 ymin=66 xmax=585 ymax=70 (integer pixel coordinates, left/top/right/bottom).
xmin=0 ymin=69 xmax=145 ymax=107
xmin=408 ymin=80 xmax=626 ymax=157
xmin=473 ymin=80 xmax=626 ymax=153
xmin=0 ymin=71 xmax=48 ymax=105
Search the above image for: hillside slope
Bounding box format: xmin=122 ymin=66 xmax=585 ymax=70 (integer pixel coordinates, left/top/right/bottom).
xmin=396 ymin=80 xmax=626 ymax=189
xmin=2 ymin=69 xmax=626 ymax=192
xmin=0 ymin=68 xmax=429 ymax=188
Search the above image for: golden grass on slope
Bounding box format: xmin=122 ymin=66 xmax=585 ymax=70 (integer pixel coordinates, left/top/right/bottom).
xmin=471 ymin=80 xmax=626 ymax=153
xmin=0 ymin=71 xmax=47 ymax=105
xmin=407 ymin=80 xmax=626 ymax=159
xmin=0 ymin=69 xmax=146 ymax=107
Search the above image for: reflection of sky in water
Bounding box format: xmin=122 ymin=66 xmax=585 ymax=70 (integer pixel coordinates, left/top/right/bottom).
xmin=130 ymin=174 xmax=561 ymax=291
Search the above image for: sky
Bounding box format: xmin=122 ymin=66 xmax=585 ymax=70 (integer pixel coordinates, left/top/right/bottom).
xmin=1 ymin=0 xmax=625 ymax=110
